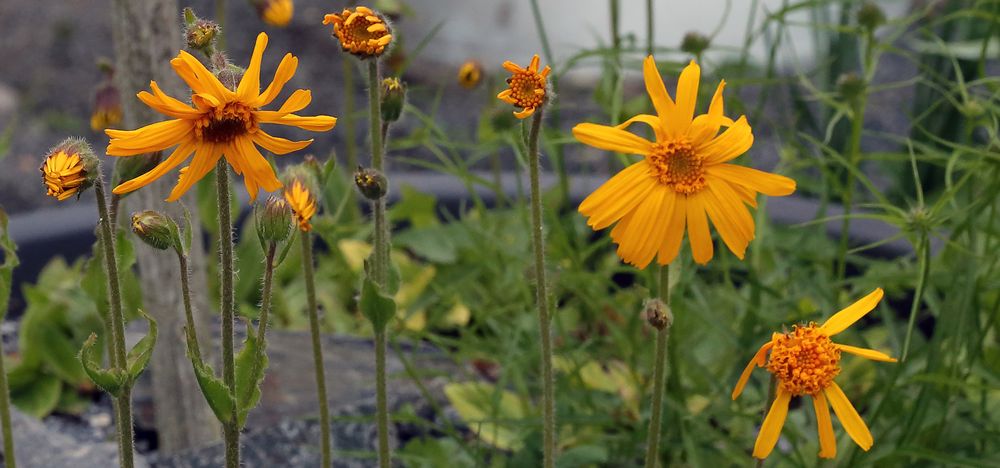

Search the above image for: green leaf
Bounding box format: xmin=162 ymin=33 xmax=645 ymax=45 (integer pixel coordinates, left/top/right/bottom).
xmin=181 ymin=203 xmax=194 ymax=255
xmin=401 ymin=437 xmax=475 ymax=468
xmin=37 ymin=307 xmax=89 ymax=385
xmin=389 ymin=185 xmax=438 ymax=228
xmin=360 ymin=275 xmax=396 ymax=331
xmin=125 ymin=309 xmax=157 ymax=381
xmin=10 ymin=373 xmax=61 ymax=418
xmin=78 ymin=333 xmax=125 ymax=396
xmin=443 ymin=382 xmax=530 ymax=451
xmin=555 ymin=445 xmax=609 ymax=468
xmin=394 ymin=225 xmax=458 ymax=264
xmin=234 ymin=326 xmax=268 ymax=428
xmin=191 ymin=360 xmax=234 ymax=424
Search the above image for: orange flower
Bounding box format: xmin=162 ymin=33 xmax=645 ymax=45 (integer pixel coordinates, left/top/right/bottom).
xmin=283 ymin=179 xmax=316 ymax=232
xmin=497 ymin=55 xmax=550 ymax=119
xmin=105 ymin=32 xmax=337 ymax=202
xmin=259 ymin=0 xmax=294 ymax=27
xmin=323 ymin=6 xmax=393 ymax=57
xmin=732 ymin=289 xmax=897 ymax=459
xmin=573 ymin=57 xmax=795 ymax=268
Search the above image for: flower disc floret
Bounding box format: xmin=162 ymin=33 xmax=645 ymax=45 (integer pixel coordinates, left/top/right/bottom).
xmin=766 ymin=324 xmax=841 ymax=396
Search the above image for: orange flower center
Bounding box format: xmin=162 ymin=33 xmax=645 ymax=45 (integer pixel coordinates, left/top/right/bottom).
xmin=196 ymin=102 xmax=257 ymax=143
xmin=647 ymin=139 xmax=706 ymax=194
xmin=505 ymin=71 xmax=546 ymax=110
xmin=766 ymin=324 xmax=841 ymax=396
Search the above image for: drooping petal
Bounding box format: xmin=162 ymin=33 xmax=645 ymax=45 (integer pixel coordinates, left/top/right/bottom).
xmin=112 ymin=139 xmax=197 ymax=195
xmin=687 ymin=80 xmax=728 ymax=145
xmin=812 ymin=392 xmax=837 ymax=459
xmin=252 ymin=131 xmax=313 ymax=155
xmin=106 ymin=119 xmax=193 ymax=156
xmin=137 ymin=82 xmax=202 ymax=119
xmin=836 ymin=344 xmax=897 ymax=362
xmin=277 ymin=89 xmax=312 ymax=114
xmin=820 ymin=289 xmax=885 ymax=336
xmin=753 ymin=388 xmax=791 ymax=459
xmin=172 ymin=51 xmax=235 ymax=101
xmin=615 ymin=114 xmax=666 ymax=142
xmin=671 ymin=60 xmax=701 ymax=133
xmin=513 ymin=107 xmax=536 ymax=119
xmin=700 ymin=116 xmax=754 ymax=165
xmin=260 ymin=114 xmax=338 ymax=132
xmin=237 ymin=32 xmax=268 ymax=101
xmin=731 ymin=341 xmax=773 ymax=400
xmin=641 ymin=56 xmax=675 ymax=134
xmin=579 ymin=162 xmax=658 ymax=230
xmin=704 ymin=179 xmax=755 ymax=259
xmin=707 ymin=164 xmax=796 ymax=197
xmin=167 ymin=142 xmax=221 ymax=201
xmin=233 ymin=136 xmax=283 ymax=199
xmin=254 ymin=53 xmax=298 ymax=107
xmin=825 ymin=382 xmax=873 ymax=451
xmin=573 ymin=123 xmax=654 ymax=156
xmin=685 ymin=194 xmax=714 ymax=264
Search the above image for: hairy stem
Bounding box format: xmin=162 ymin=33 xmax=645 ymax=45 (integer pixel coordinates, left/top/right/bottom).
xmin=301 ymin=231 xmax=332 ymax=467
xmin=176 ymin=252 xmax=202 ymax=362
xmin=644 ymin=265 xmax=673 ymax=468
xmin=215 ymin=161 xmax=239 ymax=468
xmin=0 ymin=319 xmax=15 ymax=467
xmin=526 ymin=109 xmax=556 ymax=468
xmin=95 ymin=177 xmax=135 ymax=468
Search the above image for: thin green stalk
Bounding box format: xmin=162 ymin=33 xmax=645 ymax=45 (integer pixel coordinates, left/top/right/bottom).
xmin=343 ymin=55 xmax=358 ymax=172
xmin=526 ymin=109 xmax=556 ymax=468
xmin=646 ymin=0 xmax=655 ymax=56
xmin=0 ymin=320 xmax=15 ymax=467
xmin=901 ymin=235 xmax=931 ymax=361
xmin=367 ymin=57 xmax=391 ymax=468
xmin=526 ymin=0 xmax=567 ymax=204
xmin=176 ymin=253 xmax=202 ymax=362
xmin=302 ymin=231 xmax=332 ymax=468
xmin=215 ymin=161 xmax=240 ymax=468
xmin=257 ymin=242 xmax=277 ymax=340
xmin=95 ymin=177 xmax=135 ymax=468
xmin=644 ymin=265 xmax=673 ymax=468
xmin=754 ymin=376 xmax=777 ymax=468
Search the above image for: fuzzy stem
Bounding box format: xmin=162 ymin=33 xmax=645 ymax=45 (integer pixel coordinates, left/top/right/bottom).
xmin=0 ymin=319 xmax=15 ymax=467
xmin=301 ymin=231 xmax=332 ymax=467
xmin=176 ymin=252 xmax=202 ymax=362
xmin=95 ymin=177 xmax=135 ymax=468
xmin=374 ymin=329 xmax=390 ymax=468
xmin=526 ymin=109 xmax=556 ymax=468
xmin=257 ymin=242 xmax=277 ymax=340
xmin=644 ymin=265 xmax=673 ymax=468
xmin=215 ymin=161 xmax=240 ymax=468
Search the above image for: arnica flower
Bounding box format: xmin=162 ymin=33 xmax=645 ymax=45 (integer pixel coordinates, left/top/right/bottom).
xmin=257 ymin=0 xmax=293 ymax=28
xmin=41 ymin=138 xmax=98 ymax=201
xmin=457 ymin=60 xmax=482 ymax=89
xmin=323 ymin=6 xmax=393 ymax=57
xmin=573 ymin=57 xmax=796 ymax=268
xmin=497 ymin=55 xmax=550 ymax=119
xmin=105 ymin=32 xmax=337 ymax=202
xmin=284 ymin=179 xmax=317 ymax=232
xmin=732 ymin=288 xmax=896 ymax=459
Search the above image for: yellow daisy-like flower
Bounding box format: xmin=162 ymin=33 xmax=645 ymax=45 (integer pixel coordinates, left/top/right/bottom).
xmin=259 ymin=0 xmax=294 ymax=27
xmin=573 ymin=57 xmax=796 ymax=268
xmin=457 ymin=60 xmax=482 ymax=89
xmin=323 ymin=6 xmax=393 ymax=57
xmin=732 ymin=288 xmax=896 ymax=460
xmin=284 ymin=179 xmax=316 ymax=232
xmin=105 ymin=32 xmax=337 ymax=202
xmin=41 ymin=150 xmax=89 ymax=201
xmin=497 ymin=55 xmax=550 ymax=119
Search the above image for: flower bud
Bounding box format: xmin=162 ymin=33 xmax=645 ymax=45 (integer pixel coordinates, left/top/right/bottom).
xmin=354 ymin=166 xmax=388 ymax=200
xmin=184 ymin=8 xmax=220 ymax=53
xmin=40 ymin=138 xmax=99 ymax=201
xmin=644 ymin=298 xmax=672 ymax=331
xmin=282 ymin=165 xmax=320 ymax=232
xmin=256 ymin=196 xmax=293 ymax=243
xmin=856 ymin=2 xmax=886 ymax=32
xmin=457 ymin=61 xmax=483 ymax=89
xmin=680 ymin=32 xmax=711 ymax=57
xmin=380 ymin=77 xmax=406 ymax=123
xmin=131 ymin=210 xmax=181 ymax=251
xmin=836 ymin=72 xmax=866 ymax=103
xmin=91 ymin=61 xmax=122 ymax=131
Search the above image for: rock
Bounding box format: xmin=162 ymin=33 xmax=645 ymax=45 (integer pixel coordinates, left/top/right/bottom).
xmin=2 ymin=406 xmax=148 ymax=468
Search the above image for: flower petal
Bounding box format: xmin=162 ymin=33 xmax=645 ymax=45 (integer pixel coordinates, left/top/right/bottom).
xmin=820 ymin=288 xmax=884 ymax=336
xmin=233 ymin=136 xmax=282 ymax=199
xmin=753 ymin=388 xmax=791 ymax=459
xmin=172 ymin=51 xmax=234 ymax=101
xmin=812 ymin=392 xmax=837 ymax=459
xmin=616 ymin=114 xmax=665 ymax=142
xmin=254 ymin=53 xmax=299 ymax=107
xmin=261 ymin=114 xmax=338 ymax=132
xmin=671 ymin=60 xmax=701 ymax=133
xmin=655 ymin=195 xmax=688 ymax=266
xmin=704 ymin=179 xmax=755 ymax=259
xmin=106 ymin=119 xmax=193 ymax=156
xmin=687 ymin=80 xmax=728 ymax=145
xmin=277 ymin=89 xmax=312 ymax=114
xmin=836 ymin=344 xmax=897 ymax=362
xmin=825 ymin=382 xmax=873 ymax=451
xmin=707 ymin=164 xmax=796 ymax=197
xmin=237 ymin=32 xmax=268 ymax=101
xmin=573 ymin=123 xmax=654 ymax=156
xmin=167 ymin=142 xmax=221 ymax=202
xmin=579 ymin=161 xmax=657 ymax=230
xmin=641 ymin=56 xmax=675 ymax=133
xmin=731 ymin=341 xmax=773 ymax=400
xmin=685 ymin=194 xmax=714 ymax=265
xmin=700 ymin=116 xmax=753 ymax=165
xmin=112 ymin=139 xmax=197 ymax=195
xmin=252 ymin=131 xmax=313 ymax=155
xmin=616 ymin=187 xmax=674 ymax=269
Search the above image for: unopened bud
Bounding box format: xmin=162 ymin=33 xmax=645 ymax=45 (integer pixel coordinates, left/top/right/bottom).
xmin=836 ymin=73 xmax=866 ymax=102
xmin=856 ymin=2 xmax=886 ymax=32
xmin=256 ymin=196 xmax=293 ymax=243
xmin=644 ymin=299 xmax=672 ymax=331
xmin=960 ymin=99 xmax=986 ymax=120
xmin=40 ymin=138 xmax=99 ymax=202
xmin=131 ymin=210 xmax=180 ymax=251
xmin=354 ymin=166 xmax=388 ymax=200
xmin=680 ymin=32 xmax=711 ymax=57
xmin=380 ymin=77 xmax=406 ymax=123
xmin=184 ymin=10 xmax=220 ymax=53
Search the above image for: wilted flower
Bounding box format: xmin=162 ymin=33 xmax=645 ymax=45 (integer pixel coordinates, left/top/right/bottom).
xmin=323 ymin=6 xmax=393 ymax=57
xmin=41 ymin=138 xmax=98 ymax=201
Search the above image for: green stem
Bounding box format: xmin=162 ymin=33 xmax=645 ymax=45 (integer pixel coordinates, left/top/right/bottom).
xmin=374 ymin=329 xmax=390 ymax=468
xmin=215 ymin=160 xmax=240 ymax=468
xmin=646 ymin=0 xmax=655 ymax=56
xmin=95 ymin=177 xmax=135 ymax=468
xmin=256 ymin=243 xmax=277 ymax=340
xmin=644 ymin=265 xmax=673 ymax=468
xmin=901 ymin=235 xmax=931 ymax=361
xmin=0 ymin=319 xmax=16 ymax=467
xmin=176 ymin=252 xmax=202 ymax=362
xmin=301 ymin=231 xmax=332 ymax=468
xmin=526 ymin=109 xmax=556 ymax=468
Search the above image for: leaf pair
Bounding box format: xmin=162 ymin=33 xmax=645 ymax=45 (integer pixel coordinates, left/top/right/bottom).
xmin=188 ymin=324 xmax=268 ymax=428
xmin=78 ymin=309 xmax=158 ymax=396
